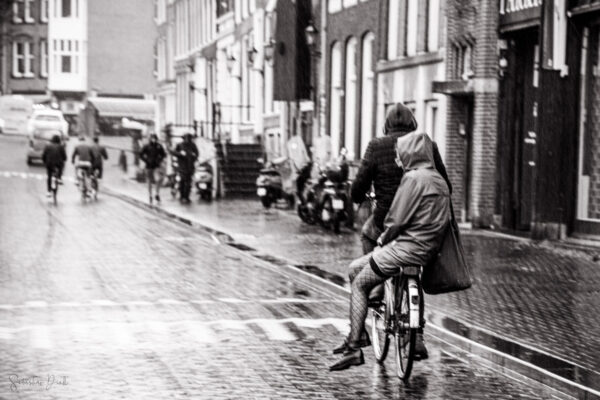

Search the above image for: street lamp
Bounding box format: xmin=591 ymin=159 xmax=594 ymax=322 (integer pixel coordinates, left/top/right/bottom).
xmin=226 ymin=53 xmax=236 ymax=74
xmin=304 ymin=21 xmax=318 ymax=51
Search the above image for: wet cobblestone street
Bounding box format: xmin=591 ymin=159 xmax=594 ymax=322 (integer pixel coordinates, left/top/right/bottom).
xmin=0 ymin=136 xmax=569 ymax=398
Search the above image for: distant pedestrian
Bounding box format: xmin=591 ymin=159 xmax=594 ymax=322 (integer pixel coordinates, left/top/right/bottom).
xmin=41 ymin=135 xmax=67 ymax=197
xmin=91 ymin=136 xmax=108 ymax=180
xmin=140 ymin=133 xmax=167 ymax=204
xmin=171 ymin=134 xmax=198 ymax=204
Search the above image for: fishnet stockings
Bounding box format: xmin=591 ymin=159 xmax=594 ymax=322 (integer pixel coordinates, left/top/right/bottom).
xmin=348 ymin=263 xmax=386 ymax=347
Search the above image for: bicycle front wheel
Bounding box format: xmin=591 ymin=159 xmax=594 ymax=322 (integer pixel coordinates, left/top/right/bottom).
xmin=370 ymin=303 xmax=390 ymax=363
xmin=394 ymin=279 xmax=416 ymax=381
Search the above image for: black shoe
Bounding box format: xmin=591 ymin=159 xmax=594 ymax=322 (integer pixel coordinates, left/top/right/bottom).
xmin=329 ymin=348 xmax=364 ymax=371
xmin=155 ymin=195 xmax=161 ymax=203
xmin=414 ymin=333 xmax=429 ymax=361
xmin=332 ymin=332 xmax=371 ymax=354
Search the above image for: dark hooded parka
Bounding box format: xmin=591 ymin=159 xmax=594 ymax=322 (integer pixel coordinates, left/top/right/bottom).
xmin=351 ymin=103 xmax=451 ymax=234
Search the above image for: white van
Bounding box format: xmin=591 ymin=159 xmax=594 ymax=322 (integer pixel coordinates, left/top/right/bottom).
xmin=0 ymin=96 xmax=33 ymax=136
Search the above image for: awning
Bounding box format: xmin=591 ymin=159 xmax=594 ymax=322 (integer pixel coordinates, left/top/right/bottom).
xmin=88 ymin=97 xmax=155 ymax=121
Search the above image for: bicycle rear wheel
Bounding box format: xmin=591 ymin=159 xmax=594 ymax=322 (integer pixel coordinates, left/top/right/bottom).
xmin=394 ymin=278 xmax=416 ymax=381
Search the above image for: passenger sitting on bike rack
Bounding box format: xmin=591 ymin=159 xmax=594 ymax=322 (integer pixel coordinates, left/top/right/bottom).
xmin=329 ymin=132 xmax=451 ymax=372
xmin=42 ymin=135 xmax=67 ymax=197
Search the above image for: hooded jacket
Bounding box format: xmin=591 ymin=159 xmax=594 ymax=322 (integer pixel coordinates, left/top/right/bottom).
xmin=351 ymin=103 xmax=451 ymax=233
xmin=377 ymin=132 xmax=450 ymax=266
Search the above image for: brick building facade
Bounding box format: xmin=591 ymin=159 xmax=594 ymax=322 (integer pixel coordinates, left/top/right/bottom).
xmin=2 ymin=0 xmax=49 ymax=100
xmin=325 ymin=0 xmax=382 ymax=161
xmin=434 ymin=1 xmax=499 ymax=226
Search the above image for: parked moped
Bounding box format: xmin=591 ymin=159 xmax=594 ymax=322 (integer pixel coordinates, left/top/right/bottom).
xmin=256 ymin=156 xmax=295 ymax=209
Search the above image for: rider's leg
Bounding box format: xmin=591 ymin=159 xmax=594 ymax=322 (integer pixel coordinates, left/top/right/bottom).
xmin=347 ymin=261 xmax=387 ymax=348
xmin=46 ymin=166 xmax=52 ymax=192
xmin=348 ymin=254 xmax=370 ymax=283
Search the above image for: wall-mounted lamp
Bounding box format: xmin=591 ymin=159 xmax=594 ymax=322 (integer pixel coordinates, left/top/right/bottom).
xmin=264 ymin=39 xmax=275 ymax=66
xmin=247 ymin=47 xmax=258 ymax=66
xmin=226 ymin=53 xmax=236 ymax=73
xmin=304 ymin=21 xmax=318 ymax=49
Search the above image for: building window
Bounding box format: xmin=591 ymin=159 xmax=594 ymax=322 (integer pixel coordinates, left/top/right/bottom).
xmin=41 ymin=0 xmax=49 ymax=22
xmin=427 ymin=0 xmax=440 ymax=52
xmin=40 ymin=40 xmax=48 ymax=77
xmin=360 ymin=32 xmax=375 ymax=158
xmin=344 ymin=37 xmax=358 ymax=159
xmin=406 ymin=0 xmax=418 ymax=56
xmin=13 ymin=0 xmax=24 ymax=23
xmin=13 ymin=41 xmax=34 ymax=77
xmin=328 ymin=0 xmax=342 ymax=13
xmin=388 ymin=0 xmax=399 ymax=59
xmin=62 ymin=0 xmax=71 ymax=17
xmin=24 ymin=0 xmax=34 ymax=23
xmin=330 ymin=41 xmax=343 ymax=154
xmin=217 ymin=0 xmax=232 ymax=17
xmin=61 ymin=55 xmax=71 ymax=73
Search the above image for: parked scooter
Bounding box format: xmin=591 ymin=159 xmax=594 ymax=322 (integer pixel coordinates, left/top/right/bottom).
xmin=195 ymin=161 xmax=213 ymax=201
xmin=297 ymin=149 xmax=354 ymax=233
xmin=256 ymin=156 xmax=295 ymax=209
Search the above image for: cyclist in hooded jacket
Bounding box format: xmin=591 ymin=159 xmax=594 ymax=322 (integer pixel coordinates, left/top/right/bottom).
xmin=330 ymin=133 xmax=450 ymax=372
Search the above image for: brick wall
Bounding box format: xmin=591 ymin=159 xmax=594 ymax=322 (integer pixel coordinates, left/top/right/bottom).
xmin=444 ymin=0 xmax=499 ymax=226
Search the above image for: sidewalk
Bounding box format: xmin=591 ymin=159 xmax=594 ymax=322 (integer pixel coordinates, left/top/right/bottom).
xmin=101 ymin=151 xmax=600 ymax=398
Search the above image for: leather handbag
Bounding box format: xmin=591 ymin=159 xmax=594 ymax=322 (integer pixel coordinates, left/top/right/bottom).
xmin=422 ymin=203 xmax=473 ymax=295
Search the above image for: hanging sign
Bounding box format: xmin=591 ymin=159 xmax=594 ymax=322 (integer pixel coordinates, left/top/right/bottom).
xmin=499 ymin=0 xmax=543 ymax=30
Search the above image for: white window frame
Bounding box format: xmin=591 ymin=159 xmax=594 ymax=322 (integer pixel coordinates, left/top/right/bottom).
xmin=13 ymin=0 xmax=24 ymax=24
xmin=427 ymin=0 xmax=440 ymax=52
xmin=41 ymin=0 xmax=49 ymax=22
xmin=40 ymin=39 xmax=48 ymax=77
xmin=406 ymin=0 xmax=418 ymax=56
xmin=24 ymin=0 xmax=34 ymax=23
xmin=388 ymin=0 xmax=399 ymax=59
xmin=12 ymin=42 xmax=24 ymax=77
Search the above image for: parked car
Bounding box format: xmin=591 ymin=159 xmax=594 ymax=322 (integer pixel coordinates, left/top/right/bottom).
xmin=27 ymin=109 xmax=69 ymax=139
xmin=26 ymin=129 xmax=63 ymax=165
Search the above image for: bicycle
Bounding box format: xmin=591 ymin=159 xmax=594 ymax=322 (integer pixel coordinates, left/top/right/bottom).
xmin=370 ymin=265 xmax=423 ymax=381
xmin=75 ymin=161 xmax=93 ymax=201
xmin=49 ymin=167 xmax=60 ymax=205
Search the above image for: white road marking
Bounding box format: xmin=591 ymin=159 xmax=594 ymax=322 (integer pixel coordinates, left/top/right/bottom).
xmin=0 ymin=327 xmax=13 ymax=340
xmin=157 ymin=298 xmax=186 ymax=306
xmin=29 ymin=325 xmax=52 ymax=349
xmin=254 ymin=319 xmax=296 ymax=341
xmin=180 ymin=321 xmax=217 ymax=343
xmin=55 ymin=302 xmax=82 ymax=308
xmin=217 ymin=298 xmax=246 ymax=303
xmin=90 ymin=299 xmax=118 ymax=307
xmin=126 ymin=300 xmax=154 ymax=307
xmin=23 ymin=301 xmax=48 ymax=308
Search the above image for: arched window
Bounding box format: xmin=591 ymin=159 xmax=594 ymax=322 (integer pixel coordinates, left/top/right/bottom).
xmin=360 ymin=32 xmax=375 ymax=158
xmin=344 ymin=37 xmax=358 ymax=159
xmin=329 ymin=41 xmax=343 ymax=156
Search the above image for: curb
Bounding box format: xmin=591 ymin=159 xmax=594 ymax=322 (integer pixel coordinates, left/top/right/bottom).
xmin=104 ymin=187 xmax=599 ymax=400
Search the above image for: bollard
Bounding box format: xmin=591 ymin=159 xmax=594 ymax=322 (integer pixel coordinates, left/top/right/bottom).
xmin=119 ymin=150 xmax=128 ymax=173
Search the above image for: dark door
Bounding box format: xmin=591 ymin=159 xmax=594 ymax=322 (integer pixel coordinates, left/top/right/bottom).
xmin=504 ymin=32 xmax=538 ymax=230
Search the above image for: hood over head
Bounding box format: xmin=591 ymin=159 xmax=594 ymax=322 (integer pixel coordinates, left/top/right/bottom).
xmin=384 ymin=103 xmax=418 ymax=136
xmin=396 ymin=133 xmax=435 ymax=171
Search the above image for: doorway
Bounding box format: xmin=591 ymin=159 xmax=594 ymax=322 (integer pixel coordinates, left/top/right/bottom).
xmin=499 ymin=29 xmax=539 ymax=230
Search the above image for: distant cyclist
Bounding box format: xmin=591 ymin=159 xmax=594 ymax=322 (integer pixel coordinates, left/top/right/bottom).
xmin=72 ymin=136 xmax=96 ymax=195
xmin=91 ymin=136 xmax=108 ymax=181
xmin=41 ymin=135 xmax=67 ymax=198
xmin=140 ymin=133 xmax=167 ymax=204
